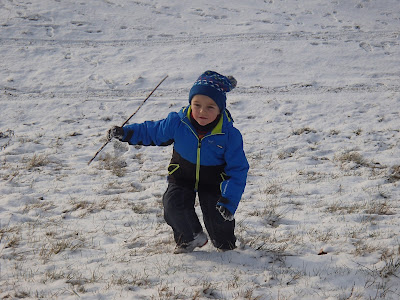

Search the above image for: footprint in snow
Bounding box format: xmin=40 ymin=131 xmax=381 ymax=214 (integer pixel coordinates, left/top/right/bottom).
xmin=360 ymin=42 xmax=372 ymax=52
xmin=46 ymin=26 xmax=54 ymax=37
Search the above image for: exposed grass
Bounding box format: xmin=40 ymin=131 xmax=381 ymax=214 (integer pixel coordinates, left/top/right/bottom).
xmin=62 ymin=197 xmax=113 ymax=217
xmin=25 ymin=153 xmax=51 ymax=170
xmin=334 ymin=151 xmax=369 ymax=168
xmin=291 ymin=127 xmax=317 ymax=136
xmin=0 ymin=129 xmax=14 ymax=150
xmin=325 ymin=201 xmax=366 ymax=215
xmin=365 ymin=199 xmax=394 ymax=216
xmin=39 ymin=236 xmax=87 ymax=263
xmin=98 ymin=153 xmax=127 ymax=177
xmin=352 ymin=240 xmax=380 ymax=256
xmin=387 ymin=165 xmax=400 ymax=182
xmin=308 ymin=227 xmax=339 ymax=243
xmin=277 ymin=147 xmax=297 ymax=160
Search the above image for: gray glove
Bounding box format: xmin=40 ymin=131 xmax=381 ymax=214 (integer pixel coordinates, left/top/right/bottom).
xmin=216 ymin=197 xmax=234 ymax=221
xmin=107 ymin=126 xmax=124 ymax=141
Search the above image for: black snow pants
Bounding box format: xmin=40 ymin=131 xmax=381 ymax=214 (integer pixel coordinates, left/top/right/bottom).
xmin=162 ymin=183 xmax=236 ymax=250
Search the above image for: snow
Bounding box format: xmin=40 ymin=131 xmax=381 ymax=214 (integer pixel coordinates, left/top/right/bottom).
xmin=1 ymin=0 xmax=400 ymax=299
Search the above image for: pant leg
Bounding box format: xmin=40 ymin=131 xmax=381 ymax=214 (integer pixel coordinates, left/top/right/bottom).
xmin=162 ymin=183 xmax=203 ymax=245
xmin=198 ymin=188 xmax=236 ymax=250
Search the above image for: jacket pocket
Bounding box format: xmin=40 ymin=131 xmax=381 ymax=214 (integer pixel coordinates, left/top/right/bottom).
xmin=220 ymin=172 xmax=230 ymax=182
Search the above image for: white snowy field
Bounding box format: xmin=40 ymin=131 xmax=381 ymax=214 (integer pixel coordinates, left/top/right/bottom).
xmin=1 ymin=0 xmax=400 ymax=299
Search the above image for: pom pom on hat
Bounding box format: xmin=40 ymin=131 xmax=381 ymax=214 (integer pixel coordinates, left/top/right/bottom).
xmin=226 ymin=75 xmax=237 ymax=89
xmin=189 ymin=70 xmax=237 ymax=112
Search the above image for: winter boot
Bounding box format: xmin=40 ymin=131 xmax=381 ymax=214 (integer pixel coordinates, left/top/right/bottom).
xmin=173 ymin=231 xmax=208 ymax=254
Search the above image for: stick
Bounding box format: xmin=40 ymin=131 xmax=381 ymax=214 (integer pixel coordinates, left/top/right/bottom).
xmin=87 ymin=75 xmax=168 ymax=165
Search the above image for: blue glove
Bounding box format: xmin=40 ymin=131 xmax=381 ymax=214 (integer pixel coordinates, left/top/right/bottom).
xmin=107 ymin=126 xmax=124 ymax=141
xmin=216 ymin=197 xmax=234 ymax=221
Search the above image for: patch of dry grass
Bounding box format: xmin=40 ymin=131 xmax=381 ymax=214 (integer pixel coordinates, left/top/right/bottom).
xmin=98 ymin=153 xmax=127 ymax=177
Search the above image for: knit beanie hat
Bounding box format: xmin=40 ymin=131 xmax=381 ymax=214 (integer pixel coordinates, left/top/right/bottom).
xmin=189 ymin=70 xmax=237 ymax=112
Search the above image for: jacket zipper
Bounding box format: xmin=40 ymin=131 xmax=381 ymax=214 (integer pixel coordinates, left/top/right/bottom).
xmin=195 ymin=139 xmax=201 ymax=191
xmin=181 ymin=119 xmax=202 ymax=191
xmin=181 ymin=117 xmax=223 ymax=192
xmin=195 ymin=133 xmax=223 ymax=191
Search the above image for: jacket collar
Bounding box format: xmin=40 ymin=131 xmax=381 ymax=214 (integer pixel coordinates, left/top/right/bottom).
xmin=181 ymin=105 xmax=232 ymax=134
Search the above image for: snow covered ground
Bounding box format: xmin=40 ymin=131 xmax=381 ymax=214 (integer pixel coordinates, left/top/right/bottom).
xmin=1 ymin=0 xmax=400 ymax=299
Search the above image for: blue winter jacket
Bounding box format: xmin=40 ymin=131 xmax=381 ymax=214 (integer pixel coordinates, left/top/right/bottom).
xmin=121 ymin=105 xmax=249 ymax=214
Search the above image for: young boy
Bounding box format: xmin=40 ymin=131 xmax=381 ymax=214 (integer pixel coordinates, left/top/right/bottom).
xmin=108 ymin=71 xmax=249 ymax=253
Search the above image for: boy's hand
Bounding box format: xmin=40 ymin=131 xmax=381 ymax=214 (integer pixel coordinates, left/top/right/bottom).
xmin=216 ymin=197 xmax=234 ymax=221
xmin=107 ymin=126 xmax=124 ymax=141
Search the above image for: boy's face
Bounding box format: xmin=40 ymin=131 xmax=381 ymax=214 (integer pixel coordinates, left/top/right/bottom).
xmin=191 ymin=94 xmax=221 ymax=126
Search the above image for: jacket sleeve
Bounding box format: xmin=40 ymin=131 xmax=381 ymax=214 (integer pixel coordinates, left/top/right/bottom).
xmin=121 ymin=112 xmax=178 ymax=146
xmin=219 ymin=127 xmax=249 ymax=214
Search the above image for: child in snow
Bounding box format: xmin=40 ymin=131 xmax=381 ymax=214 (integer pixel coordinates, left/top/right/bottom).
xmin=108 ymin=71 xmax=249 ymax=253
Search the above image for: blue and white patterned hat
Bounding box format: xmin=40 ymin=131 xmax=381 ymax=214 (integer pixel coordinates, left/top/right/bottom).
xmin=189 ymin=70 xmax=237 ymax=112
